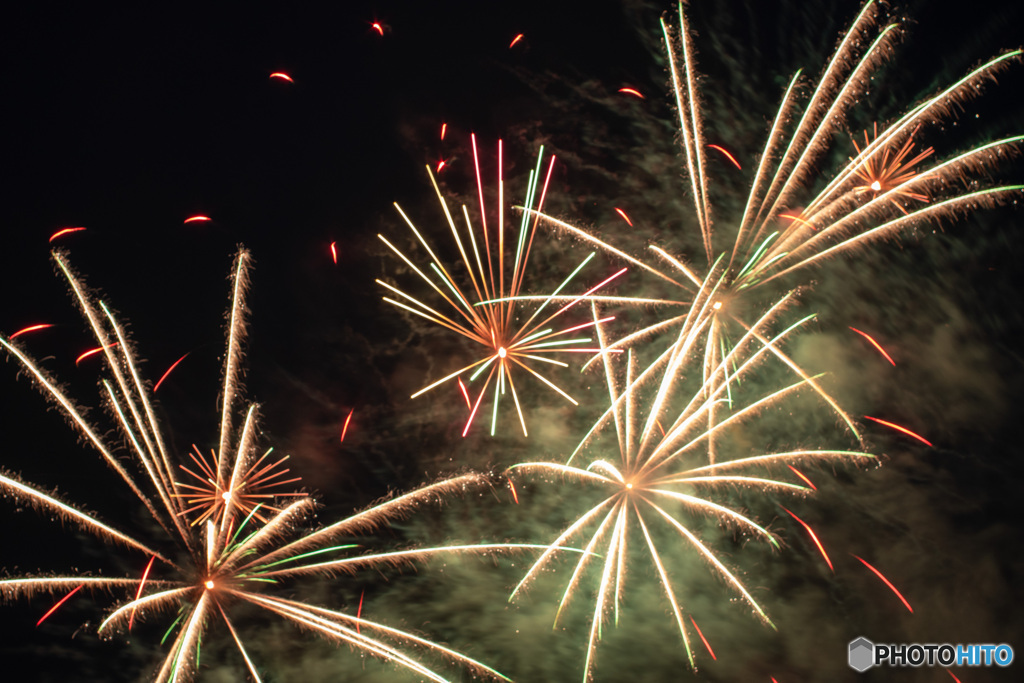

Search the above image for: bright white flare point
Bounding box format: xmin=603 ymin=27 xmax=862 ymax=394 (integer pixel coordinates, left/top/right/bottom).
xmin=498 ymin=347 xmax=508 ymax=358
xmin=712 ymin=301 xmax=722 ymax=310
xmin=870 ymin=180 xmax=882 ymax=191
xmin=221 ymin=492 xmax=232 ymax=502
xmin=204 ymin=580 xmax=215 ymax=590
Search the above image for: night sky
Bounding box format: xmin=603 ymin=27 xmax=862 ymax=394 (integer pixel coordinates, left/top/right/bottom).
xmin=2 ymin=1 xmax=1023 ymax=681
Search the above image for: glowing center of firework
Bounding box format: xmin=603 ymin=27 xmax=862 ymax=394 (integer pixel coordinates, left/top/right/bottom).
xmin=221 ymin=491 xmax=232 ymax=502
xmin=498 ymin=347 xmax=507 ymax=358
xmin=626 ymin=482 xmax=633 ymax=490
xmin=712 ymin=301 xmax=722 ymax=310
xmin=870 ymin=180 xmax=882 ymax=191
xmin=204 ymin=580 xmax=215 ymax=590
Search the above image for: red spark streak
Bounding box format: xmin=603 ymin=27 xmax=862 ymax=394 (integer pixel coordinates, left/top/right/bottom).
xmin=75 ymin=343 xmax=118 ymax=366
xmin=779 ymin=213 xmax=815 ymax=230
xmin=557 ymin=316 xmax=615 ymax=336
xmin=440 ymin=122 xmax=447 ymax=140
xmin=848 ymin=327 xmax=896 ymax=366
xmin=782 ymin=507 xmax=833 ymax=572
xmin=48 ymin=227 xmax=86 ymax=242
xmin=863 ymin=416 xmax=933 ymax=447
xmin=129 ymin=555 xmax=157 ymax=631
xmin=153 ymin=353 xmax=189 ymax=393
xmin=552 ymin=267 xmax=627 ymax=318
xmin=706 ymin=144 xmax=742 ymax=170
xmin=330 ymin=241 xmax=338 ymax=264
xmin=436 ymin=159 xmax=447 ymax=173
xmin=689 ymin=616 xmax=716 ymax=660
xmin=786 ymin=465 xmax=817 ymax=491
xmin=36 ymin=584 xmax=85 ymax=627
xmin=618 ymin=87 xmax=644 ymax=99
xmin=457 ymin=378 xmax=471 ymax=409
xmin=614 ymin=207 xmax=633 ymax=226
xmin=184 ymin=215 xmax=211 ymax=224
xmin=269 ymin=72 xmax=294 ymax=83
xmin=9 ymin=323 xmax=54 ymax=340
xmin=356 ymin=590 xmax=364 ymax=634
xmin=340 ymin=409 xmax=354 ymax=443
xmin=509 ymin=34 xmax=524 ymax=49
xmin=852 ymin=554 xmax=913 ymax=613
xmin=371 ymin=22 xmax=383 ymax=36
xmin=946 ymin=670 xmax=962 ymax=683
xmin=462 ymin=385 xmax=488 ymax=437
xmin=771 ymin=679 xmax=780 ymax=683
xmin=508 ymin=477 xmax=519 ymax=504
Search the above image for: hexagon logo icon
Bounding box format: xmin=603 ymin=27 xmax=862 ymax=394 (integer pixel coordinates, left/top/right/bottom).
xmin=849 ymin=637 xmax=875 ymax=672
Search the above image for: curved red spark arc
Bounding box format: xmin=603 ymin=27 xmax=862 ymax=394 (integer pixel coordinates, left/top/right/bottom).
xmin=457 ymin=378 xmax=471 ymax=409
xmin=268 ymin=72 xmax=294 ymax=83
xmin=848 ymin=327 xmax=896 ymax=365
xmin=863 ymin=416 xmax=932 ymax=446
xmin=436 ymin=159 xmax=447 ymax=173
xmin=614 ymin=207 xmax=634 ymax=226
xmin=946 ymin=670 xmax=962 ymax=683
xmin=509 ymin=34 xmax=524 ymax=49
xmin=706 ymin=144 xmax=742 ymax=170
xmin=36 ymin=584 xmax=85 ymax=627
xmin=48 ymin=227 xmax=86 ymax=242
xmin=75 ymin=343 xmax=118 ymax=366
xmin=340 ymin=409 xmax=354 ymax=443
xmin=618 ymin=87 xmax=644 ymax=98
xmin=9 ymin=323 xmax=54 ymax=340
xmin=184 ymin=215 xmax=212 ymax=224
xmin=852 ymin=554 xmax=913 ymax=613
xmin=153 ymin=353 xmax=189 ymax=393
xmin=330 ymin=241 xmax=338 ymax=264
xmin=129 ymin=555 xmax=157 ymax=630
xmin=371 ymin=22 xmax=383 ymax=36
xmin=782 ymin=507 xmax=833 ymax=571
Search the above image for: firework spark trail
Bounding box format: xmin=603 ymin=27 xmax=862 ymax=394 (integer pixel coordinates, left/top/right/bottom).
xmin=377 ymin=137 xmax=620 ymax=436
xmin=48 ymin=226 xmax=86 ymax=242
xmin=852 ymin=555 xmax=914 ymax=613
xmin=154 ymin=353 xmax=190 ymax=392
xmin=1 ymin=251 xmax=529 ymax=681
xmin=508 ymin=297 xmax=874 ymax=681
xmin=9 ymin=323 xmax=54 ymax=339
xmin=848 ymin=327 xmax=896 ymax=365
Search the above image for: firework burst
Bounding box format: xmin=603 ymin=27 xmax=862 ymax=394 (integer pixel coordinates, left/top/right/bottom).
xmin=0 ymin=250 xmax=529 ymax=682
xmin=508 ymin=295 xmax=875 ymax=681
xmin=378 ymin=134 xmax=624 ymax=437
xmin=527 ymin=0 xmax=1022 ymax=439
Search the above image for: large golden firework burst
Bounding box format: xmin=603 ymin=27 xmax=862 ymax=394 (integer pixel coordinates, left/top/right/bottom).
xmin=0 ymin=250 xmax=530 ymax=682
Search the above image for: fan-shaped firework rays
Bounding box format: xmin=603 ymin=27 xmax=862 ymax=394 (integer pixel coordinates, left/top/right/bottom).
xmin=0 ymin=250 xmax=527 ymax=682
xmin=530 ymin=0 xmax=1022 ymax=438
xmin=378 ymin=134 xmax=623 ymax=437
xmin=508 ymin=293 xmax=875 ymax=681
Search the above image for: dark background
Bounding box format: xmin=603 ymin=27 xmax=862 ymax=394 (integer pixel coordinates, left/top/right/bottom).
xmin=2 ymin=1 xmax=1023 ymax=680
